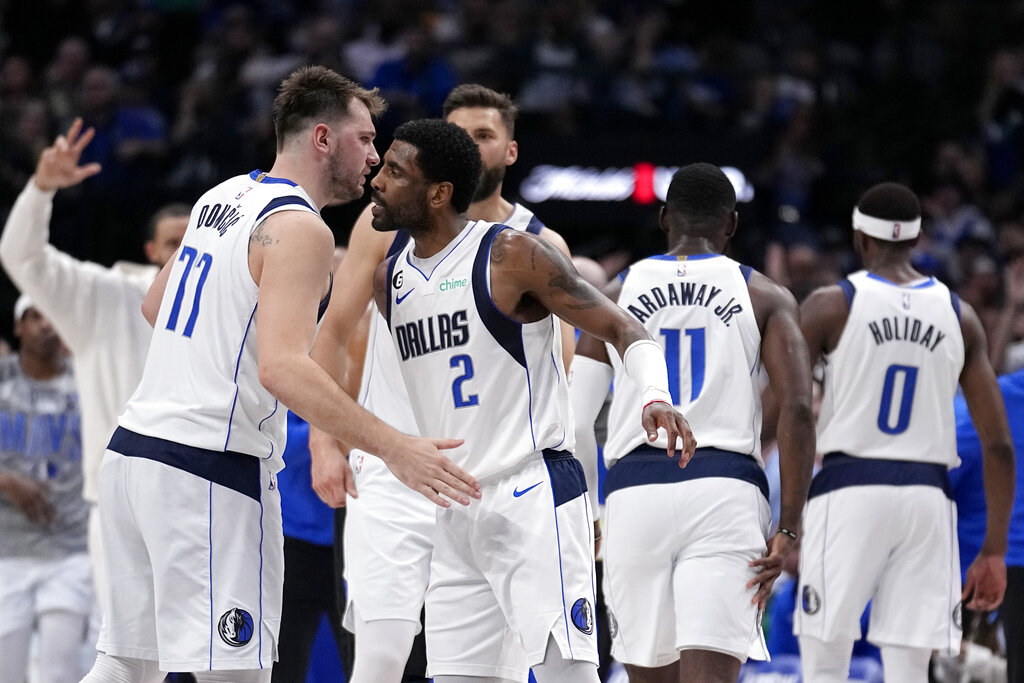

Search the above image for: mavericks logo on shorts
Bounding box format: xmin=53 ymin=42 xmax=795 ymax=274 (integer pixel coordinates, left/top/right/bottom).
xmin=571 ymin=597 xmax=594 ymax=635
xmin=802 ymin=586 xmax=821 ymax=615
xmin=218 ymin=607 xmax=255 ymax=647
xmin=607 ymin=608 xmax=618 ymax=640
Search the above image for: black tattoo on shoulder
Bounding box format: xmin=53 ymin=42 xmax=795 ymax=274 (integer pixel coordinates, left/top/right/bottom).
xmin=250 ymin=223 xmax=277 ymax=247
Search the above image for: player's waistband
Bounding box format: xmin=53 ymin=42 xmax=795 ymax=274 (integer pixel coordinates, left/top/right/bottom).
xmin=542 ymin=449 xmax=587 ymax=508
xmin=605 ymin=446 xmax=768 ymax=499
xmin=108 ymin=427 xmax=262 ymax=502
xmin=807 ymin=452 xmax=952 ymax=501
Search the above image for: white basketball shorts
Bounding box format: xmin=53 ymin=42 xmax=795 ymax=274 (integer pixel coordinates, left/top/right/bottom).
xmin=342 ymin=449 xmax=435 ymax=631
xmin=425 ymin=450 xmax=598 ymax=680
xmin=96 ymin=428 xmax=283 ymax=672
xmin=602 ymin=446 xmax=771 ymax=667
xmin=795 ymin=454 xmax=961 ymax=654
xmin=0 ymin=552 xmax=94 ymax=636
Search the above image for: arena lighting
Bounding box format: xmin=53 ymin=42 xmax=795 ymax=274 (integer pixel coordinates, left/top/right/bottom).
xmin=519 ymin=163 xmax=755 ymax=205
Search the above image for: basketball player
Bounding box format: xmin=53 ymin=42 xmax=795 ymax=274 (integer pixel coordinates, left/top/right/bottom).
xmin=309 ymin=84 xmax=573 ymax=683
xmin=570 ymin=163 xmax=816 ymax=683
xmin=79 ymin=67 xmax=479 ymax=683
xmin=369 ymin=117 xmax=696 ymax=683
xmin=0 ymin=119 xmax=189 ymax=613
xmin=794 ymin=182 xmax=1015 ymax=683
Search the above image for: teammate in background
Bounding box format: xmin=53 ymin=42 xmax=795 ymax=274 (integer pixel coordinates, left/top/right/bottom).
xmin=794 ymin=182 xmax=1015 ymax=683
xmin=369 ymin=118 xmax=695 ymax=683
xmin=571 ymin=163 xmax=816 ymax=683
xmin=80 ymin=66 xmax=478 ymax=683
xmin=0 ymin=298 xmax=91 ymax=683
xmin=309 ymin=84 xmax=572 ymax=683
xmin=0 ymin=119 xmax=188 ymax=615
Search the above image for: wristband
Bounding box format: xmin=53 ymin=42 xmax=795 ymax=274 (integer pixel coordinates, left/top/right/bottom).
xmin=622 ymin=339 xmax=672 ymax=408
xmin=777 ymin=527 xmax=798 ymax=541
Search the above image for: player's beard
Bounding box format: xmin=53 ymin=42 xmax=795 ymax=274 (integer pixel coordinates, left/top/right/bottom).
xmin=328 ymin=153 xmax=364 ymax=203
xmin=473 ymin=162 xmax=504 ymax=202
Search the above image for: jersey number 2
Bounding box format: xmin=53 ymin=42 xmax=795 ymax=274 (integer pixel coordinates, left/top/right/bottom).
xmin=660 ymin=327 xmax=706 ymax=404
xmin=166 ymin=246 xmax=213 ymax=338
xmin=450 ymin=354 xmax=479 ymax=408
xmin=877 ymin=364 xmax=918 ymax=434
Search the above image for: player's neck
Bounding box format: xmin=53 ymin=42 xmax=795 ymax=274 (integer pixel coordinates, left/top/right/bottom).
xmin=411 ymin=215 xmax=471 ymax=259
xmin=864 ymin=254 xmax=921 ymax=283
xmin=666 ymin=235 xmax=720 ymax=257
xmin=466 ymin=191 xmax=513 ymax=224
xmin=18 ymin=352 xmax=63 ymax=381
xmin=266 ymin=158 xmax=330 ymax=210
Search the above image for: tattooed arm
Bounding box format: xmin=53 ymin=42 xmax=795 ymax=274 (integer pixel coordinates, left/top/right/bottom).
xmin=489 ymin=229 xmax=647 ymax=358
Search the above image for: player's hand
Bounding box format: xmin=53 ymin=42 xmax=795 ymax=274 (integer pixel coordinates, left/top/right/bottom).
xmin=0 ymin=471 xmax=55 ymax=524
xmin=384 ymin=437 xmax=481 ymax=508
xmin=33 ymin=118 xmax=102 ymax=192
xmin=747 ymin=532 xmax=797 ymax=610
xmin=641 ymin=401 xmax=697 ymax=466
xmin=962 ymin=551 xmax=1006 ymax=612
xmin=310 ymin=434 xmax=357 ymax=508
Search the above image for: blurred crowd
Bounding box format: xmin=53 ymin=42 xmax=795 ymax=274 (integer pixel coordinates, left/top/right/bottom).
xmin=1 ymin=0 xmax=1024 ymax=353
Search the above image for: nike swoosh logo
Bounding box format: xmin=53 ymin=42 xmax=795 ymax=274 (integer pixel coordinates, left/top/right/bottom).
xmin=513 ymin=482 xmax=543 ymax=498
xmin=395 ymin=289 xmax=415 ymax=304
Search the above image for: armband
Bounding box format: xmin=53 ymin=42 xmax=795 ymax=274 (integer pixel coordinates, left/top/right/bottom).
xmin=622 ymin=339 xmax=672 ymax=408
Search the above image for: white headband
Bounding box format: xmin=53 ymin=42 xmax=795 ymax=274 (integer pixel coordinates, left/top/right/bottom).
xmin=852 ymin=207 xmax=921 ymax=241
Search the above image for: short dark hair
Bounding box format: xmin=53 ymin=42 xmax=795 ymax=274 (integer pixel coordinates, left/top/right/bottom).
xmin=272 ymin=66 xmax=386 ymax=151
xmin=443 ymin=84 xmax=518 ymax=137
xmin=393 ymin=119 xmax=482 ymax=213
xmin=856 ymin=182 xmax=921 ymax=221
xmin=146 ymin=203 xmax=191 ymax=241
xmin=665 ymin=163 xmax=736 ymax=224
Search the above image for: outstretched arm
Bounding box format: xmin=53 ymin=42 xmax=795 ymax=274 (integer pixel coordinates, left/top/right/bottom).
xmin=257 ymin=211 xmax=480 ymax=508
xmin=307 ymin=205 xmax=394 ymax=507
xmin=958 ymin=301 xmax=1014 ymax=611
xmin=747 ymin=273 xmax=816 ymax=609
xmin=492 ymin=231 xmax=696 ymax=461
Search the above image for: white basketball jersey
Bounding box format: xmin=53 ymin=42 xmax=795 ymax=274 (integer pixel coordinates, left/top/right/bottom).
xmin=119 ymin=171 xmax=320 ymax=471
xmin=355 ymin=205 xmax=546 ymax=435
xmin=384 ymin=220 xmax=570 ymax=480
xmin=603 ymin=254 xmax=763 ymax=466
xmin=816 ymin=270 xmax=965 ymax=465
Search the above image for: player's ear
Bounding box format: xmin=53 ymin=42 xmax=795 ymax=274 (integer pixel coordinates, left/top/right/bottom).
xmin=312 ymin=123 xmax=331 ymax=153
xmin=725 ymin=211 xmax=739 ymax=239
xmin=505 ymin=139 xmax=518 ymax=166
xmin=658 ymin=206 xmax=670 ymax=236
xmin=429 ymin=181 xmax=454 ymax=209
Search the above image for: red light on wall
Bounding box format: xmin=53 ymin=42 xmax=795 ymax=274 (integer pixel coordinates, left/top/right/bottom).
xmin=632 ymin=162 xmax=657 ymax=204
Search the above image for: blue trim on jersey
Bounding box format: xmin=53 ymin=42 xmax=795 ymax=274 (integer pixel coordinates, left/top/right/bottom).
xmin=109 ymin=427 xmax=262 ymax=502
xmin=225 ymin=304 xmax=258 ymax=452
xmin=384 ymin=253 xmax=399 ymax=330
xmin=740 ymin=264 xmax=753 ymax=283
xmin=524 ymin=214 xmax=544 ymax=235
xmin=865 ymin=272 xmax=936 ymax=289
xmin=257 ymin=400 xmax=279 ymax=460
xmin=544 ymin=450 xmax=587 ymax=507
xmin=950 ymin=291 xmax=962 ymax=323
xmin=404 ymin=221 xmax=479 ymax=282
xmin=838 ymin=278 xmax=856 ymax=308
xmin=386 ymin=230 xmax=411 ymax=259
xmin=604 ymin=445 xmax=769 ymax=499
xmin=616 ymin=267 xmax=630 ymax=282
xmin=650 ymin=253 xmax=720 ymax=261
xmin=249 ymin=170 xmax=298 ymax=186
xmin=472 ymin=224 xmax=527 ymax=368
xmin=807 ymin=452 xmax=952 ymax=500
xmin=208 ymin=482 xmax=214 ymax=668
xmin=317 ymin=271 xmax=333 ymax=322
xmin=258 ymin=495 xmax=265 ymax=668
xmin=254 ymin=195 xmax=317 ymax=225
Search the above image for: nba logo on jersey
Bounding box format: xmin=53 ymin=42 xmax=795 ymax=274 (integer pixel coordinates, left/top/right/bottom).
xmin=893 ymin=222 xmax=902 ymax=239
xmin=902 ymin=293 xmax=912 ymax=310
xmin=677 ymin=263 xmax=687 ymax=277
xmin=218 ymin=608 xmax=254 ymax=647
